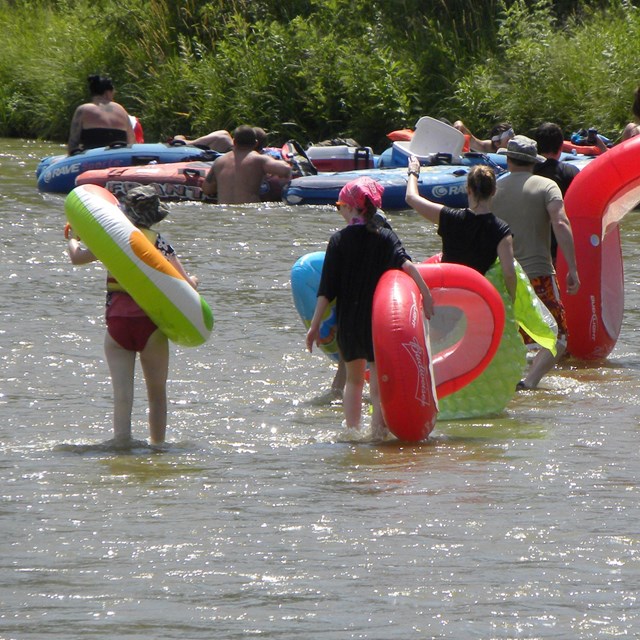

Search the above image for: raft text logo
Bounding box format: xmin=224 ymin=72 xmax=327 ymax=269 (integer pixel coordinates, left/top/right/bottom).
xmin=432 ymin=183 xmax=466 ymax=199
xmin=589 ymin=295 xmax=598 ymax=342
xmin=402 ymin=336 xmax=431 ymax=407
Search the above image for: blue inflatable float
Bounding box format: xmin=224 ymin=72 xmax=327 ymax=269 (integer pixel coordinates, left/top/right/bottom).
xmin=283 ymin=165 xmax=473 ymax=210
xmin=37 ymin=142 xmax=218 ymax=194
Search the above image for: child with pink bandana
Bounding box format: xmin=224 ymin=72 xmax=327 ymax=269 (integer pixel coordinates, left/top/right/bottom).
xmin=306 ymin=177 xmax=433 ymax=439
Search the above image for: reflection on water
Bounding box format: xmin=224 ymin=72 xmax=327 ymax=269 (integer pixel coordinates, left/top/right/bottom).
xmin=1 ymin=138 xmax=640 ymax=639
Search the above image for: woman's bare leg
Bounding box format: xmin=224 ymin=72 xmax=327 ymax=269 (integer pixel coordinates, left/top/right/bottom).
xmin=367 ymin=362 xmax=389 ymax=440
xmin=343 ymin=359 xmax=366 ymax=428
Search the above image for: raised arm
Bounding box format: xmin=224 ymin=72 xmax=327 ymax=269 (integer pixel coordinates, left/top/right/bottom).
xmin=405 ymin=155 xmax=444 ymax=224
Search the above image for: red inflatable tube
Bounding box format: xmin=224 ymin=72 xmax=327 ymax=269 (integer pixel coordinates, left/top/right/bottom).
xmin=557 ymin=135 xmax=640 ymax=359
xmin=372 ymin=269 xmax=437 ymax=442
xmin=417 ymin=262 xmax=505 ymax=398
xmin=371 ymin=262 xmax=505 ymax=441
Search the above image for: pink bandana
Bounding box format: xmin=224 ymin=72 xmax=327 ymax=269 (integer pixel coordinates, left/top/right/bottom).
xmin=338 ymin=177 xmax=384 ymax=211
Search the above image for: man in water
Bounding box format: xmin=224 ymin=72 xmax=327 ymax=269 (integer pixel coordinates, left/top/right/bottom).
xmin=202 ymin=125 xmax=292 ymax=204
xmin=67 ymin=75 xmax=135 ymax=154
xmin=493 ymin=135 xmax=580 ymax=390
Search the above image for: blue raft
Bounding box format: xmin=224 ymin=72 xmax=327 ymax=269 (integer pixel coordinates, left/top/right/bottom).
xmin=283 ymin=165 xmax=473 ymax=210
xmin=37 ymin=142 xmax=218 ymax=194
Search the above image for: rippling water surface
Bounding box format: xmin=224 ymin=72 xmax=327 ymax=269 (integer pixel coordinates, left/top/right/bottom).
xmin=1 ymin=138 xmax=639 ymax=639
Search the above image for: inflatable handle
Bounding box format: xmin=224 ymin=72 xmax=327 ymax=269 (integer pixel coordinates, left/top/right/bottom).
xmin=106 ymin=141 xmax=129 ymax=150
xmin=64 ymin=223 xmax=79 ymax=241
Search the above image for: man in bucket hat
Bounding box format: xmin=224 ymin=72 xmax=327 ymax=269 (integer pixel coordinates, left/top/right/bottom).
xmin=493 ymin=135 xmax=580 ymax=390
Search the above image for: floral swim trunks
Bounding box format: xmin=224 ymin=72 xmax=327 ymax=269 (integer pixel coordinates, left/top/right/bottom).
xmin=523 ymin=273 xmax=568 ymax=348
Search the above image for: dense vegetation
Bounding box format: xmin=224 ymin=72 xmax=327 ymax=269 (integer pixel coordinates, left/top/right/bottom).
xmin=0 ymin=0 xmax=637 ymax=150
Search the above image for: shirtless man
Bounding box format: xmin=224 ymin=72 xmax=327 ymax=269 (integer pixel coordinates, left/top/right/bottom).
xmin=202 ymin=125 xmax=292 ymax=204
xmin=68 ymin=75 xmax=135 ymax=155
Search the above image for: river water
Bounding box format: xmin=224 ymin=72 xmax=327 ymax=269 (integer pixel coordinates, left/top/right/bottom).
xmin=1 ymin=138 xmax=639 ymax=639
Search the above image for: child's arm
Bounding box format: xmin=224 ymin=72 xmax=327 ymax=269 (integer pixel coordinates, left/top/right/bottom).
xmin=402 ymin=261 xmax=434 ymax=319
xmin=168 ymin=254 xmax=199 ymax=290
xmin=306 ymin=295 xmax=331 ymax=352
xmin=67 ymin=238 xmax=96 ymax=265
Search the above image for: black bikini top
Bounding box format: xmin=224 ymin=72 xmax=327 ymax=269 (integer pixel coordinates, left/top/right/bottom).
xmin=80 ymin=127 xmax=128 ymax=150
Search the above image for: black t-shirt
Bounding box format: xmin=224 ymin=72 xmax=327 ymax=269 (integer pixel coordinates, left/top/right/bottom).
xmin=318 ymin=224 xmax=410 ymax=362
xmin=534 ymin=158 xmax=578 ymax=261
xmin=534 ymin=158 xmax=579 ymax=195
xmin=438 ymin=206 xmax=512 ymax=274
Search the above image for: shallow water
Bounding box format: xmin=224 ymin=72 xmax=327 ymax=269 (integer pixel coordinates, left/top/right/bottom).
xmin=1 ymin=138 xmax=639 ymax=639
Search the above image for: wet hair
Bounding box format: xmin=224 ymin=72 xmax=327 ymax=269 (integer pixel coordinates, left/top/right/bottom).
xmin=534 ymin=122 xmax=563 ymax=155
xmin=633 ymin=86 xmax=640 ymax=121
xmin=87 ymin=74 xmax=114 ymax=96
xmin=233 ymin=125 xmax=258 ymax=149
xmin=466 ymin=164 xmax=496 ymax=200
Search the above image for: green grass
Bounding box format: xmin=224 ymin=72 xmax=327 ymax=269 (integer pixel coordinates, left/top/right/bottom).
xmin=0 ymin=0 xmax=638 ymax=149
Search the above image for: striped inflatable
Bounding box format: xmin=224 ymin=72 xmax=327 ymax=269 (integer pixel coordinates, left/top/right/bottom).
xmin=65 ymin=184 xmax=213 ymax=347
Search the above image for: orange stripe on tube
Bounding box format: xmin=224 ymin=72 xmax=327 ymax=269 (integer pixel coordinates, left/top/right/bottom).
xmin=129 ymin=230 xmax=183 ymax=279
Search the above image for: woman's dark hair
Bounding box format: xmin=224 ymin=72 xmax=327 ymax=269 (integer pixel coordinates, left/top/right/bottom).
xmin=87 ymin=74 xmax=114 ymax=96
xmin=361 ymin=198 xmax=380 ymax=232
xmin=467 ymin=165 xmax=496 ymax=200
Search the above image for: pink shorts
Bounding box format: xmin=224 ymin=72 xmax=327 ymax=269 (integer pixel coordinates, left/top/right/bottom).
xmin=107 ymin=315 xmax=159 ymax=352
xmin=106 ymin=292 xmax=158 ymax=352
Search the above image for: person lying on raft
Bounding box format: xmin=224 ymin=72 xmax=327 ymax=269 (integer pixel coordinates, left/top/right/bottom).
xmin=169 ymin=129 xmax=234 ymax=153
xmin=405 ymin=155 xmax=517 ymax=301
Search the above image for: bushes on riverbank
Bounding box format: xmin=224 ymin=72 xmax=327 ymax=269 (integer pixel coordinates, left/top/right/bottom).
xmin=0 ymin=0 xmax=637 ymax=149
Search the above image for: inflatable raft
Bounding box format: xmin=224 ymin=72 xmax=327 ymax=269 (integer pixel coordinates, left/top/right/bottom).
xmin=37 ymin=142 xmax=218 ymax=194
xmin=76 ymin=161 xmax=215 ymax=202
xmin=76 ymin=160 xmax=289 ymax=203
xmin=557 ymin=135 xmax=640 ymax=359
xmin=283 ymin=165 xmax=472 ymax=209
